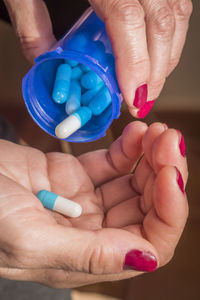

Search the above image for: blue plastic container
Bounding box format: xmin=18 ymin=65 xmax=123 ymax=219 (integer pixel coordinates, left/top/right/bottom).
xmin=22 ymin=7 xmax=121 ymax=142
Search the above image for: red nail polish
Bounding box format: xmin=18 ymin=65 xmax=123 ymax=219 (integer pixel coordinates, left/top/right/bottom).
xmin=133 ymin=84 xmax=148 ymax=108
xmin=176 ymin=167 xmax=185 ymax=193
xmin=124 ymin=250 xmax=157 ymax=272
xmin=137 ymin=100 xmax=155 ymax=118
xmin=177 ymin=130 xmax=186 ymax=157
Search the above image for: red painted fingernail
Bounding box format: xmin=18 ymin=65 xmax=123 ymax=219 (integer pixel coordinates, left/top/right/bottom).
xmin=176 ymin=167 xmax=185 ymax=194
xmin=137 ymin=100 xmax=155 ymax=118
xmin=124 ymin=250 xmax=157 ymax=272
xmin=177 ymin=130 xmax=186 ymax=157
xmin=133 ymin=84 xmax=148 ymax=108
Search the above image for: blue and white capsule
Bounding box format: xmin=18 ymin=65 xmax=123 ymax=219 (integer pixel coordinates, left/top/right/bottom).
xmin=81 ymin=71 xmax=103 ymax=89
xmin=65 ymin=80 xmax=81 ymax=115
xmin=52 ymin=64 xmax=72 ymax=104
xmin=88 ymin=86 xmax=112 ymax=116
xmin=36 ymin=190 xmax=82 ymax=218
xmin=55 ymin=106 xmax=92 ymax=139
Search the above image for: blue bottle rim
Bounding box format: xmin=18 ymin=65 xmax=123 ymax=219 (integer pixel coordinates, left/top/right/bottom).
xmin=22 ymin=48 xmax=121 ymax=142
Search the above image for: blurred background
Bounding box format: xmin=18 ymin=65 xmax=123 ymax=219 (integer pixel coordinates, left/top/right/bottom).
xmin=0 ymin=0 xmax=199 ymax=299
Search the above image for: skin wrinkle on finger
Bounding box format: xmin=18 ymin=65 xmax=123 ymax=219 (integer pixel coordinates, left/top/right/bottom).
xmin=167 ymin=0 xmax=193 ymax=75
xmin=142 ymin=1 xmax=175 ymax=100
xmin=90 ymin=0 xmax=150 ymax=111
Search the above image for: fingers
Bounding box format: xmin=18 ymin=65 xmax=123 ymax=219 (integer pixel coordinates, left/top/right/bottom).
xmin=35 ymin=226 xmax=158 ymax=275
xmin=90 ymin=0 xmax=192 ymax=118
xmin=140 ymin=0 xmax=175 ymax=101
xmin=142 ymin=124 xmax=188 ymax=182
xmin=3 ymin=0 xmax=56 ymax=63
xmin=97 ymin=175 xmax=138 ymax=211
xmin=78 ymin=121 xmax=148 ymax=186
xmin=89 ymin=0 xmax=150 ymax=115
xmin=143 ymin=166 xmax=188 ymax=265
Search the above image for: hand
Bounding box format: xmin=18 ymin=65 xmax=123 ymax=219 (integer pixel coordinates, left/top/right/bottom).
xmin=4 ymin=0 xmax=192 ymax=118
xmin=0 ymin=121 xmax=188 ymax=288
xmin=90 ymin=0 xmax=193 ymax=117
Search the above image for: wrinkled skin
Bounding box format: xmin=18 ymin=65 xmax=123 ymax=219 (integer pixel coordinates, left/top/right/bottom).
xmin=0 ymin=122 xmax=188 ymax=288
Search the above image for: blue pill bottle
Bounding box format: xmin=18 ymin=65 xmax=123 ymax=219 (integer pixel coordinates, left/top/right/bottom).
xmin=22 ymin=7 xmax=122 ymax=142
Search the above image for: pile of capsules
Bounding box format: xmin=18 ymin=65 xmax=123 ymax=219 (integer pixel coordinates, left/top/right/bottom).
xmin=53 ymin=59 xmax=112 ymax=139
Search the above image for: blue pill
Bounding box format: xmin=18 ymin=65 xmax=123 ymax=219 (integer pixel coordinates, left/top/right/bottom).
xmin=80 ymin=64 xmax=91 ymax=72
xmin=52 ymin=64 xmax=72 ymax=104
xmin=65 ymin=59 xmax=79 ymax=67
xmin=81 ymin=71 xmax=103 ymax=89
xmin=65 ymin=80 xmax=81 ymax=115
xmin=81 ymin=81 xmax=104 ymax=106
xmin=88 ymin=86 xmax=112 ymax=116
xmin=71 ymin=66 xmax=83 ymax=80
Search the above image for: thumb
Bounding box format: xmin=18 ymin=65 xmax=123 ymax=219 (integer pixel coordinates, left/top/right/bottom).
xmin=40 ymin=227 xmax=158 ymax=274
xmin=90 ymin=0 xmax=151 ymax=118
xmin=4 ymin=0 xmax=56 ymax=63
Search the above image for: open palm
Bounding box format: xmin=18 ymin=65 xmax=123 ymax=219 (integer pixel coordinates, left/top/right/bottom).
xmin=0 ymin=121 xmax=188 ymax=288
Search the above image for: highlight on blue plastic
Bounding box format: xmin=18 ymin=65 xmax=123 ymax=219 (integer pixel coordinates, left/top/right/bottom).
xmin=22 ymin=7 xmax=121 ymax=143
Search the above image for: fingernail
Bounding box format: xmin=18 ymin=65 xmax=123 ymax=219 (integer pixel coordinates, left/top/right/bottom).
xmin=177 ymin=130 xmax=186 ymax=157
xmin=175 ymin=167 xmax=185 ymax=194
xmin=137 ymin=100 xmax=155 ymax=118
xmin=163 ymin=123 xmax=168 ymax=130
xmin=124 ymin=250 xmax=157 ymax=272
xmin=133 ymin=84 xmax=148 ymax=108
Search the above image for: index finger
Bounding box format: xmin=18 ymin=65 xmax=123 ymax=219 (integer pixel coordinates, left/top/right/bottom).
xmin=4 ymin=0 xmax=56 ymax=62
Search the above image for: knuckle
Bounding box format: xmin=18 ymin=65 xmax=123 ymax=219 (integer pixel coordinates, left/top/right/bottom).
xmin=168 ymin=56 xmax=180 ymax=73
xmin=110 ymin=0 xmax=144 ymax=25
xmin=152 ymin=7 xmax=175 ymax=38
xmin=173 ymin=0 xmax=193 ymax=19
xmin=89 ymin=244 xmax=107 ymax=275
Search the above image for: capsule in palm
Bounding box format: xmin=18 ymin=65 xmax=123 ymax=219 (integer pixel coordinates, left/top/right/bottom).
xmin=37 ymin=190 xmax=82 ymax=218
xmin=52 ymin=64 xmax=72 ymax=104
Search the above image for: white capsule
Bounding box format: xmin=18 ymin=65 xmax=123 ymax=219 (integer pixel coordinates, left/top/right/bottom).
xmin=36 ymin=190 xmax=82 ymax=218
xmin=54 ymin=196 xmax=82 ymax=218
xmin=55 ymin=114 xmax=81 ymax=139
